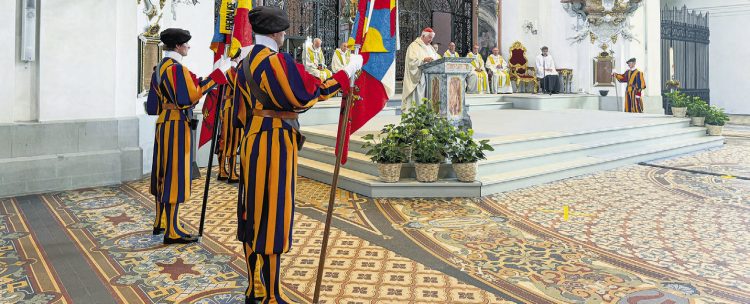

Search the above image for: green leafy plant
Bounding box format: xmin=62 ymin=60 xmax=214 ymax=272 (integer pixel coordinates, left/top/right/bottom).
xmin=448 ymin=129 xmax=494 ymax=163
xmin=412 ymin=129 xmax=444 ymax=163
xmin=705 ymin=106 xmax=729 ymax=126
xmin=686 ymin=97 xmax=710 ymax=117
xmin=399 ymin=101 xmax=458 ymax=163
xmin=665 ymin=91 xmax=689 ymax=108
xmin=361 ymin=124 xmax=408 ymax=164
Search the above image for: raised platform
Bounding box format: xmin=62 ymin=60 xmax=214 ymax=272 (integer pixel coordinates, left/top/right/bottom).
xmin=297 ymin=109 xmax=723 ymax=198
xmin=505 ymin=93 xmax=600 ymax=110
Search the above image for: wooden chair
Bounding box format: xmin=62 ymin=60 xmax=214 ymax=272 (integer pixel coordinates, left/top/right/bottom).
xmin=508 ymin=41 xmax=539 ymax=93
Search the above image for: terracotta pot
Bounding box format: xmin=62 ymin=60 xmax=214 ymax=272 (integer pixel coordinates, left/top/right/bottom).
xmin=414 ymin=163 xmax=440 ymax=183
xmin=377 ymin=163 xmax=402 ymax=183
xmin=452 ymin=162 xmax=478 ymax=182
xmin=671 ymin=107 xmax=687 ymax=118
xmin=691 ymin=116 xmax=705 ymax=126
xmin=706 ymin=124 xmax=723 ymax=136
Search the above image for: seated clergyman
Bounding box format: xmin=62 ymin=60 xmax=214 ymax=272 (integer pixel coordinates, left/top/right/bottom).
xmin=535 ymin=46 xmax=561 ymax=94
xmin=304 ymin=37 xmax=333 ymax=80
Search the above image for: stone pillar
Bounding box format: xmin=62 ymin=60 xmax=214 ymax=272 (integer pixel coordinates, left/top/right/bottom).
xmin=497 ymin=0 xmax=502 ymax=50
xmin=477 ymin=0 xmax=499 ymax=52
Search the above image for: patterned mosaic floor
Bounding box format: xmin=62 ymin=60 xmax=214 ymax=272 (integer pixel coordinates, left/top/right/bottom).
xmin=2 ymin=134 xmax=749 ymax=303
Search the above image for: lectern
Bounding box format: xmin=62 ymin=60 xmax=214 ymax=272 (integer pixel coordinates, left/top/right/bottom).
xmin=418 ymin=57 xmax=474 ymax=128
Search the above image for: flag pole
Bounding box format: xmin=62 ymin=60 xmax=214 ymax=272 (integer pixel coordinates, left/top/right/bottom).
xmin=312 ymin=45 xmax=361 ymax=304
xmin=613 ymin=74 xmax=621 ymax=112
xmin=200 ymin=1 xmax=238 ymax=237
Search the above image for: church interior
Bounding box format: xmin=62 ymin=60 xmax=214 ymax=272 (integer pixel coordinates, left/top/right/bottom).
xmin=1 ymin=0 xmax=749 ymax=303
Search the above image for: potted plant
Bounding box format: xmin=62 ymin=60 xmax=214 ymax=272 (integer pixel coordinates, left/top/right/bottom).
xmin=705 ymin=106 xmax=729 ymax=136
xmin=362 ymin=124 xmax=408 ymax=183
xmin=448 ymin=129 xmax=494 ymax=182
xmin=412 ymin=129 xmax=444 ymax=182
xmin=686 ymin=97 xmax=710 ymax=126
xmin=400 ymin=101 xmax=456 ymax=163
xmin=665 ymin=91 xmax=689 ymax=118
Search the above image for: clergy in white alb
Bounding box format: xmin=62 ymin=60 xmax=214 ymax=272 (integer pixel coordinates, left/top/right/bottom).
xmin=304 ymin=37 xmax=333 ymax=80
xmin=443 ymin=42 xmax=459 ymax=58
xmin=535 ymin=46 xmax=561 ymax=94
xmin=331 ymin=42 xmax=350 ymax=73
xmin=466 ymin=45 xmax=489 ymax=94
xmin=486 ymin=47 xmax=513 ymax=94
xmin=402 ymin=28 xmax=439 ymax=112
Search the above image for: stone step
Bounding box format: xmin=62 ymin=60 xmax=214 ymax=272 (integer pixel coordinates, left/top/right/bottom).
xmin=302 ymin=118 xmax=693 ymax=157
xmin=479 ymin=136 xmax=724 ymax=195
xmin=300 ymin=126 xmax=708 ymax=179
xmin=297 ymin=157 xmax=481 ymax=198
xmin=298 ymin=135 xmax=723 ymax=198
xmin=477 ymin=127 xmax=707 ymax=174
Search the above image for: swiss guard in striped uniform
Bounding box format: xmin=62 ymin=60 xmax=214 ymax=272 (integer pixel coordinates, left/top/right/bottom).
xmin=217 ymin=51 xmax=244 ymax=183
xmin=614 ymin=58 xmax=647 ymax=113
xmin=146 ymin=28 xmax=230 ymax=244
xmin=233 ymin=7 xmax=362 ymax=303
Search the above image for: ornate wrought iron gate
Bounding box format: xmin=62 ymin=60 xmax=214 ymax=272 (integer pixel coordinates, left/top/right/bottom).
xmin=265 ymin=0 xmax=340 ymax=62
xmin=661 ymin=5 xmax=710 ymax=110
xmin=397 ymin=0 xmax=474 ymax=80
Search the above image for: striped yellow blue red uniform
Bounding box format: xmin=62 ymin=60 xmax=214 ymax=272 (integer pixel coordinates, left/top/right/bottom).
xmin=233 ymin=44 xmax=350 ymax=303
xmin=218 ymin=67 xmax=242 ymax=181
xmin=146 ymin=57 xmax=217 ymax=239
xmin=615 ymin=69 xmax=646 ymax=113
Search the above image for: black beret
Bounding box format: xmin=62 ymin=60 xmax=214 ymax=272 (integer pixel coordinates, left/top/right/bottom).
xmin=160 ymin=28 xmax=192 ymax=46
xmin=249 ymin=6 xmax=290 ymax=35
xmin=627 ymin=58 xmax=636 ymax=64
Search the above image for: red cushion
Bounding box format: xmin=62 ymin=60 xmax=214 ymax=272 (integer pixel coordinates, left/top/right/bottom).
xmin=518 ymin=75 xmax=534 ymax=79
xmin=509 ymin=49 xmax=527 ymax=66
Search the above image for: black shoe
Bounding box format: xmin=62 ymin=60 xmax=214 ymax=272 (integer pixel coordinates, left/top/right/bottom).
xmin=245 ymin=297 xmax=263 ymax=304
xmin=217 ymin=176 xmax=229 ymax=181
xmin=228 ymin=178 xmax=239 ymax=184
xmin=152 ymin=227 xmax=165 ymax=235
xmin=163 ymin=235 xmax=199 ymax=244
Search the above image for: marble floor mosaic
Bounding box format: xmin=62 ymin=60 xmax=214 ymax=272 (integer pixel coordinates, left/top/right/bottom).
xmin=1 ymin=135 xmax=748 ymax=303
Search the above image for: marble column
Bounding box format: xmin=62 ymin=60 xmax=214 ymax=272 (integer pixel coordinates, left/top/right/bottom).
xmin=477 ymin=0 xmax=499 ymax=53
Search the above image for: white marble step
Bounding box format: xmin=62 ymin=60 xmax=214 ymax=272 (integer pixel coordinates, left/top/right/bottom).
xmin=479 ymin=136 xmax=724 ymax=195
xmin=477 ymin=127 xmax=707 ymax=174
xmin=297 ymin=158 xmax=480 ymax=198
xmin=298 ymin=135 xmax=724 ymax=198
xmin=302 ymin=118 xmax=693 ymax=157
xmin=300 ymin=126 xmax=707 ymax=178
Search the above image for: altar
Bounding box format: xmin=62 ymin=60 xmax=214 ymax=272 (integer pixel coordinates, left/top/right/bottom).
xmin=418 ymin=57 xmax=474 ymax=128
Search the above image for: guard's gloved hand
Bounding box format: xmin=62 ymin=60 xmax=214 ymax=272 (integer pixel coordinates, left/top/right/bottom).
xmin=344 ymin=54 xmax=364 ymax=78
xmin=209 ymin=58 xmax=231 ymax=85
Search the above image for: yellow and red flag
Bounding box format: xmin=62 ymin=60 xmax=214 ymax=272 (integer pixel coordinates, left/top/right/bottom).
xmin=337 ymin=0 xmax=399 ymax=164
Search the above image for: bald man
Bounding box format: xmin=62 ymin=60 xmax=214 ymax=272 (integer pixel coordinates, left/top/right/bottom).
xmin=486 ymin=47 xmax=512 ymax=94
xmin=466 ymin=45 xmax=489 ymax=94
xmin=331 ymin=42 xmax=350 ymax=73
xmin=402 ymin=28 xmax=439 ymax=111
xmin=443 ymin=42 xmax=459 ymax=58
xmin=304 ymin=37 xmax=333 ymax=80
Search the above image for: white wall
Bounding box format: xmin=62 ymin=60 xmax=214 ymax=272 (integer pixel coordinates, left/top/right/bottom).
xmin=0 ymin=0 xmax=16 ymax=123
xmin=500 ymin=1 xmax=662 ymax=112
xmin=665 ymin=0 xmax=750 ymax=114
xmin=116 ymin=0 xmax=138 ymax=117
xmin=136 ymin=1 xmax=217 ymax=174
xmin=38 ymin=0 xmax=137 ymax=121
xmin=710 ymin=12 xmax=750 ymax=114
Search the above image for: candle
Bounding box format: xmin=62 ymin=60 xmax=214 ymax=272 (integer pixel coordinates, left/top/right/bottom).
xmin=669 ymin=47 xmax=675 ymax=80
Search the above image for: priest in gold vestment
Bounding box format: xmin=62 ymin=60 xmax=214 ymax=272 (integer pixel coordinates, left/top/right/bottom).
xmin=402 ymin=28 xmax=439 ymax=111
